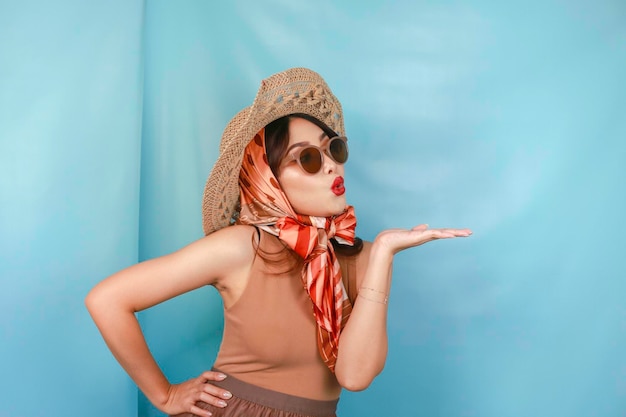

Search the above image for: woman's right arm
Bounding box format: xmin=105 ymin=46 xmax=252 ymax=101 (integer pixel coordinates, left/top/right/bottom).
xmin=85 ymin=225 xmax=257 ymax=417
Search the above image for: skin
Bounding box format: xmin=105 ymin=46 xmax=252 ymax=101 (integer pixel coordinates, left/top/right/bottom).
xmin=277 ymin=117 xmax=347 ymax=217
xmin=85 ymin=117 xmax=472 ymax=417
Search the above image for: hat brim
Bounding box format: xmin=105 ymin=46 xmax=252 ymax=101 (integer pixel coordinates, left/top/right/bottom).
xmin=202 ymin=68 xmax=345 ymax=235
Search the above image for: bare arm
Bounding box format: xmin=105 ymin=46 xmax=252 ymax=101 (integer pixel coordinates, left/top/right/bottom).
xmin=85 ymin=225 xmax=257 ymax=416
xmin=335 ymin=224 xmax=472 ymax=391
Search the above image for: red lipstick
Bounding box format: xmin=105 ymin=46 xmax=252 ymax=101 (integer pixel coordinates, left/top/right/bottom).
xmin=332 ymin=177 xmax=345 ymax=196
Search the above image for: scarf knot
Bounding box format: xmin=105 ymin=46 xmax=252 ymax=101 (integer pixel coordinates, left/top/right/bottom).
xmin=275 ymin=210 xmax=356 ymax=261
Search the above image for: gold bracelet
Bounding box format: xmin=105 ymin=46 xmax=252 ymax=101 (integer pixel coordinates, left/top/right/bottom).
xmin=358 ymin=290 xmax=388 ymax=305
xmin=359 ymin=286 xmax=388 ymax=295
xmin=358 ymin=293 xmax=388 ymax=305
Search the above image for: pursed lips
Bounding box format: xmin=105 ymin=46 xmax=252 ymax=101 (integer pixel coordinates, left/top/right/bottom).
xmin=331 ymin=177 xmax=345 ymax=196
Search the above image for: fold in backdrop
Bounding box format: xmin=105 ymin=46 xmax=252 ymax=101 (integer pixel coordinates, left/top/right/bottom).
xmin=1 ymin=1 xmax=625 ymax=416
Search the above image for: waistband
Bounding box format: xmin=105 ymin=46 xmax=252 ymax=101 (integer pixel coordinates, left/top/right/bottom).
xmin=211 ymin=368 xmax=339 ymax=417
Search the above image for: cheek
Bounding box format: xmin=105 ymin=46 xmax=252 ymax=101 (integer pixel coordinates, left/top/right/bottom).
xmin=280 ymin=176 xmax=310 ymax=208
xmin=278 ymin=172 xmax=319 ymax=213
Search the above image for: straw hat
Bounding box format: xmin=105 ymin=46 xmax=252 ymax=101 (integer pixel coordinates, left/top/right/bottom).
xmin=202 ymin=67 xmax=345 ymax=235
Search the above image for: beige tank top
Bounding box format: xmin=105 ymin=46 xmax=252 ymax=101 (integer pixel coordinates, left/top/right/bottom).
xmin=212 ymin=232 xmax=358 ymax=401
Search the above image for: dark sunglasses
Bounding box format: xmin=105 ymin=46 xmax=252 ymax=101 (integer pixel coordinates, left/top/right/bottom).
xmin=283 ymin=136 xmax=349 ymax=174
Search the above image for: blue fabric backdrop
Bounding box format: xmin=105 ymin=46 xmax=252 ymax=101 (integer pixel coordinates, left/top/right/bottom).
xmin=1 ymin=1 xmax=625 ymax=416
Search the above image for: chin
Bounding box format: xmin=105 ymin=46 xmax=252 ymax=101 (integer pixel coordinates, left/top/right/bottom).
xmin=328 ymin=204 xmax=349 ymax=217
xmin=299 ymin=206 xmax=347 ymax=218
xmin=293 ymin=197 xmax=347 ymax=218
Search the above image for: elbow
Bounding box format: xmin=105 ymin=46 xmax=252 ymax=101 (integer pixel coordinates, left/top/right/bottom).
xmin=85 ymin=284 xmax=108 ymax=315
xmin=338 ymin=376 xmax=373 ymax=392
xmin=84 ymin=288 xmax=98 ymax=314
xmin=85 ymin=288 xmax=107 ymax=324
xmin=335 ymin=349 xmax=387 ymax=391
xmin=335 ymin=365 xmax=383 ymax=392
xmin=84 ymin=284 xmax=122 ymax=319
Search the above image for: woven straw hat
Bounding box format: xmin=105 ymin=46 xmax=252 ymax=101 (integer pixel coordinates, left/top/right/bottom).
xmin=202 ymin=67 xmax=345 ymax=235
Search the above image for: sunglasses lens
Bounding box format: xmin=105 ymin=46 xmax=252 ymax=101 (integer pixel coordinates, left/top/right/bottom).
xmin=329 ymin=138 xmax=348 ymax=163
xmin=299 ymin=147 xmax=323 ymax=174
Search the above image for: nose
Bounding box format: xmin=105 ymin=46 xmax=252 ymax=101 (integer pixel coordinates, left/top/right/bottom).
xmin=322 ymin=151 xmax=338 ymax=174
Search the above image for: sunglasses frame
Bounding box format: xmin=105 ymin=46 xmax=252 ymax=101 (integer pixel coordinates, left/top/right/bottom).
xmin=282 ymin=136 xmax=349 ymax=175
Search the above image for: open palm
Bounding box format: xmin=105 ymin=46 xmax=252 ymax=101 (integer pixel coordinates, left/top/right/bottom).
xmin=375 ymin=224 xmax=472 ymax=255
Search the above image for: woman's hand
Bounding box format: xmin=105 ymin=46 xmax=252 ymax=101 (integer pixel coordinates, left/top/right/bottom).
xmin=374 ymin=224 xmax=472 ymax=255
xmin=161 ymin=371 xmax=232 ymax=417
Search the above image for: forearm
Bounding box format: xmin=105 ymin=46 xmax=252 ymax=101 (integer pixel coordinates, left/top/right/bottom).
xmin=86 ymin=295 xmax=170 ymax=408
xmin=335 ymin=242 xmax=393 ymax=390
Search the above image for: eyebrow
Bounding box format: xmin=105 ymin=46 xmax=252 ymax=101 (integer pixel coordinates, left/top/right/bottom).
xmin=285 ymin=132 xmax=329 ymax=153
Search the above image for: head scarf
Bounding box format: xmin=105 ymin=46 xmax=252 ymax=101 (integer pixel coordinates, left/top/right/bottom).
xmin=237 ymin=128 xmax=357 ymax=372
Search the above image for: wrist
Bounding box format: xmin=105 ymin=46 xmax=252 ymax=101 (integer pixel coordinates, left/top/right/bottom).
xmin=358 ymin=286 xmax=388 ymax=304
xmin=370 ymin=238 xmax=395 ymax=264
xmin=145 ymin=381 xmax=172 ymax=411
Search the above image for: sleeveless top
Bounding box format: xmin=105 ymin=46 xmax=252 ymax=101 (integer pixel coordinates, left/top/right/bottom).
xmin=212 ymin=231 xmax=358 ymax=401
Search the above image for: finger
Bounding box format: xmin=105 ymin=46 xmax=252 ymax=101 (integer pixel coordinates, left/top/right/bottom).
xmin=202 ymin=383 xmax=232 ymax=401
xmin=427 ymin=229 xmax=456 ymax=239
xmin=198 ymin=391 xmax=229 ymax=408
xmin=200 ymin=371 xmax=227 ymax=382
xmin=189 ymin=403 xmax=213 ymax=417
xmin=411 ymin=224 xmax=429 ymax=232
xmin=443 ymin=228 xmax=472 ymax=237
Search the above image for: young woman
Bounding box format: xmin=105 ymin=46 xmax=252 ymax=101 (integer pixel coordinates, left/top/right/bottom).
xmin=86 ymin=67 xmax=471 ymax=417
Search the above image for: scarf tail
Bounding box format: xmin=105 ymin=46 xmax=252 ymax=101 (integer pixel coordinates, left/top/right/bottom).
xmin=238 ymin=128 xmax=357 ymax=372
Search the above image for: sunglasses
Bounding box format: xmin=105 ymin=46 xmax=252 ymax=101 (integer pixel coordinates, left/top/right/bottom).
xmin=283 ymin=136 xmax=349 ymax=174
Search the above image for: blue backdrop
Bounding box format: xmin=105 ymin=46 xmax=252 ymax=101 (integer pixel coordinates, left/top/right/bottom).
xmin=1 ymin=1 xmax=625 ymax=416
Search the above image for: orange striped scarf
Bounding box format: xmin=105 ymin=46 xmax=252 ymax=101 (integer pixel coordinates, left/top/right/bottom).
xmin=237 ymin=128 xmax=356 ymax=372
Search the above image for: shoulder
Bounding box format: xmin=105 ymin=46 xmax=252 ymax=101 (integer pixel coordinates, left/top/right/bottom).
xmin=336 ymin=239 xmax=372 ymax=269
xmin=337 ymin=239 xmax=373 ymax=291
xmin=360 ymin=239 xmax=373 ymax=253
xmin=192 ymin=224 xmax=259 ymax=264
xmin=353 ymin=240 xmax=373 ymax=286
xmin=203 ymin=224 xmax=259 ymax=246
xmin=167 ymin=224 xmax=259 ymax=286
xmin=356 ymin=240 xmax=373 ymax=264
xmin=336 ymin=240 xmax=373 ymax=303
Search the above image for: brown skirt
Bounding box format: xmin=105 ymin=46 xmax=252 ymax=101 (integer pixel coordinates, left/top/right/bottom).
xmin=171 ymin=369 xmax=339 ymax=417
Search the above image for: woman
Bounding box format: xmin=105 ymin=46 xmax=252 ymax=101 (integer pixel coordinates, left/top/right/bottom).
xmin=86 ymin=67 xmax=471 ymax=417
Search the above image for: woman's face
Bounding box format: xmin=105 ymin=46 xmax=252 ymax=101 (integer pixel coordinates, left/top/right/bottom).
xmin=277 ymin=117 xmax=347 ymax=217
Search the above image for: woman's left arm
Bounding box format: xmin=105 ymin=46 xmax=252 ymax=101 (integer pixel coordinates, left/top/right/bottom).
xmin=334 ymin=224 xmax=472 ymax=391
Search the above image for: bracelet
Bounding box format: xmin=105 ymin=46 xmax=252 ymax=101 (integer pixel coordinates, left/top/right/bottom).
xmin=358 ymin=287 xmax=389 ymax=305
xmin=360 ymin=286 xmax=387 ymax=295
xmin=358 ymin=292 xmax=388 ymax=305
